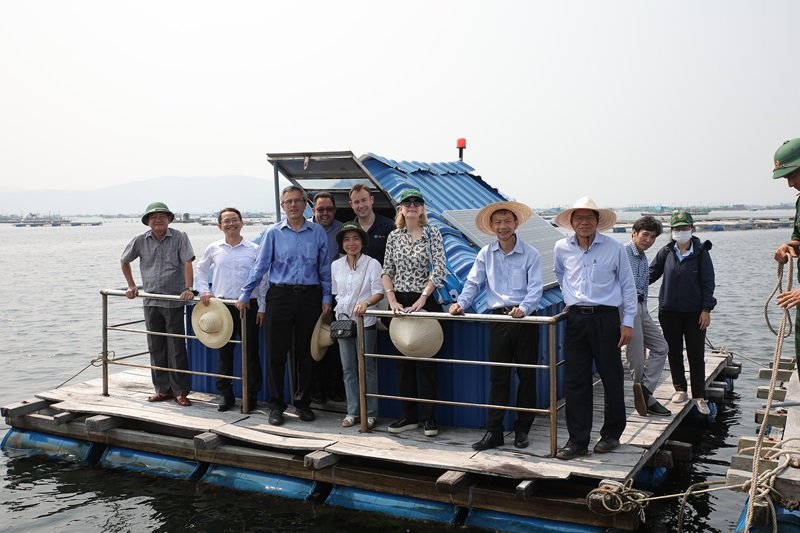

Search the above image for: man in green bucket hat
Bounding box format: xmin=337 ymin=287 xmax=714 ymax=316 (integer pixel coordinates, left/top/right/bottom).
xmin=773 ymin=139 xmax=800 ymax=368
xmin=121 ymin=201 xmax=196 ymax=406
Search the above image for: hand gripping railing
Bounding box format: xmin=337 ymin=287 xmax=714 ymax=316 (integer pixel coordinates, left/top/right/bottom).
xmin=99 ymin=289 xmax=255 ymax=413
xmin=356 ymin=308 xmax=568 ymax=457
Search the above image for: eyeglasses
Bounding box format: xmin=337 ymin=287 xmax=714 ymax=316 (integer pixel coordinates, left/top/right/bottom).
xmin=220 ymin=218 xmax=241 ymax=225
xmin=281 ymin=198 xmax=305 ymax=205
xmin=314 ymin=206 xmax=335 ymax=212
xmin=400 ymin=199 xmax=423 ymax=208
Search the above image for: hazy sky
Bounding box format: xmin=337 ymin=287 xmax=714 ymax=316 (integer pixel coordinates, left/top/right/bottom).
xmin=2 ymin=1 xmax=799 ymax=208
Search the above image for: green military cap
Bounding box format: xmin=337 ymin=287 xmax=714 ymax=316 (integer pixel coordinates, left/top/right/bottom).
xmin=141 ymin=202 xmax=175 ymax=225
xmin=670 ymin=210 xmax=694 ymax=228
xmin=773 ymin=138 xmax=800 ymax=179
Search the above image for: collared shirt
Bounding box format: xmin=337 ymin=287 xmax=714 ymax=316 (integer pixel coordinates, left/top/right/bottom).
xmin=355 ymin=213 xmax=395 ymax=265
xmin=673 ymin=241 xmax=695 ymax=262
xmin=195 ymin=237 xmax=268 ymax=312
xmin=331 ymin=254 xmax=384 ymax=327
xmin=239 ymin=218 xmax=332 ymax=305
xmin=624 ymin=241 xmax=649 ymax=302
xmin=310 ymin=217 xmax=343 ymax=265
xmin=382 ymin=225 xmax=447 ymax=293
xmin=457 ymin=237 xmax=543 ymax=315
xmin=120 ymin=227 xmax=195 ymax=308
xmin=553 ymin=232 xmax=637 ymax=327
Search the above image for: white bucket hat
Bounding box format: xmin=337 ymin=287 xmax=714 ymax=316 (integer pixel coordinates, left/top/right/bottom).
xmin=475 ymin=201 xmax=533 ymax=235
xmin=552 ymin=196 xmax=617 ymax=232
xmin=310 ymin=314 xmax=335 ymax=361
xmin=389 ymin=312 xmax=443 ymax=358
xmin=191 ymin=299 xmax=234 ymax=349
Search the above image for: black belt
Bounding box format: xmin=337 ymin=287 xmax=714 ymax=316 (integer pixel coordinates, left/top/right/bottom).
xmin=638 ymin=295 xmax=645 ymax=303
xmin=569 ymin=305 xmax=617 ymax=315
xmin=272 ymin=283 xmax=320 ymax=292
xmin=490 ymin=306 xmax=519 ymax=314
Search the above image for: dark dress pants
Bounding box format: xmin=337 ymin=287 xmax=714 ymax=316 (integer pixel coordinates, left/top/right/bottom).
xmin=265 ymin=285 xmax=321 ymax=411
xmin=217 ymin=299 xmax=262 ymax=400
xmin=486 ymin=316 xmax=540 ymax=433
xmin=144 ymin=305 xmax=190 ymax=397
xmin=563 ymin=308 xmax=626 ymax=448
xmin=394 ymin=291 xmax=439 ymax=421
xmin=658 ymin=309 xmax=706 ymax=398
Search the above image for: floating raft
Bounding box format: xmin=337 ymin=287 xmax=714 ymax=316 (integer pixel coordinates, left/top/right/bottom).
xmin=3 ymin=350 xmax=737 ymax=531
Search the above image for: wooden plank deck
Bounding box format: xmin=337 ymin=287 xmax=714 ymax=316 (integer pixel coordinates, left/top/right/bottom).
xmin=24 ymin=349 xmax=732 ymax=484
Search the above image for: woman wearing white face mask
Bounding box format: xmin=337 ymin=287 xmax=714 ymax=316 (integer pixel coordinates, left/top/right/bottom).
xmin=649 ymin=210 xmax=717 ymax=416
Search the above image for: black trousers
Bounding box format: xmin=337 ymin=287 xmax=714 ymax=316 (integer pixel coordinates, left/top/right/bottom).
xmin=563 ymin=307 xmax=626 ymax=448
xmin=394 ymin=291 xmax=439 ymax=421
xmin=144 ymin=305 xmax=190 ymax=397
xmin=658 ymin=309 xmax=706 ymax=398
xmin=264 ymin=285 xmax=322 ymax=411
xmin=486 ymin=311 xmax=540 ymax=432
xmin=217 ymin=299 xmax=262 ymax=400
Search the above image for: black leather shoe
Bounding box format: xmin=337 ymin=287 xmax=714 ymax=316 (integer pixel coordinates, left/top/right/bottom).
xmin=594 ymin=437 xmax=620 ymax=454
xmin=297 ymin=406 xmax=316 ymax=422
xmin=217 ymin=395 xmax=236 ymax=412
xmin=513 ymin=430 xmax=529 ymax=449
xmin=268 ymin=409 xmax=284 ymax=426
xmin=632 ymin=382 xmax=648 ymax=417
xmin=555 ymin=441 xmax=589 ymax=460
xmin=472 ymin=431 xmax=504 ymax=451
xmin=647 ymin=400 xmax=672 ymax=416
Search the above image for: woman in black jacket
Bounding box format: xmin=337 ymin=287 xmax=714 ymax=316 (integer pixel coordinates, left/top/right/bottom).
xmin=649 ymin=210 xmax=716 ymax=415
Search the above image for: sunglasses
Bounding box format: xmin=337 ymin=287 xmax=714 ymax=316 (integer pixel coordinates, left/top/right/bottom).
xmin=400 ymin=199 xmax=424 ymax=207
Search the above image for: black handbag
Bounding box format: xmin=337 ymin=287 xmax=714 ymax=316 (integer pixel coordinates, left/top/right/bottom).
xmin=330 ymin=315 xmax=356 ymax=338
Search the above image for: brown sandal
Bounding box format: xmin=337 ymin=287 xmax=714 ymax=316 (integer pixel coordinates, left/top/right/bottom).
xmin=147 ymin=393 xmax=173 ymax=402
xmin=174 ymin=395 xmax=191 ymax=407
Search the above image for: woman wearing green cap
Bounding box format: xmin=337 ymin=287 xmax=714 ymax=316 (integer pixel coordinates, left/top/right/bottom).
xmin=381 ymin=188 xmax=447 ymax=437
xmin=773 ymin=139 xmax=800 ymax=362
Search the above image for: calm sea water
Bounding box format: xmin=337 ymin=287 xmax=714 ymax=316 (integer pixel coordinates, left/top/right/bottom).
xmin=0 ymin=220 xmax=791 ymax=532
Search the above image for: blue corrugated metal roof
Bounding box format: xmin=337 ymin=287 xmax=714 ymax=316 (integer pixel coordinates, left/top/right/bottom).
xmin=362 ymin=153 xmax=563 ymax=312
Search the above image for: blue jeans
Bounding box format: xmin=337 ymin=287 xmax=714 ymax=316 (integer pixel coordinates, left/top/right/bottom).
xmin=338 ymin=327 xmax=378 ymax=417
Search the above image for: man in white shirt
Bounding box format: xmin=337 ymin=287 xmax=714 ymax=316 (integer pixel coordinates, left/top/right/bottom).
xmin=552 ymin=197 xmax=637 ymax=460
xmin=195 ymin=207 xmax=267 ymax=412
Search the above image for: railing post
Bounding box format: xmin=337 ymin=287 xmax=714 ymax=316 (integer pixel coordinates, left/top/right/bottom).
xmin=102 ymin=292 xmax=109 ymax=397
xmin=357 ymin=314 xmax=368 ymax=432
xmin=241 ymin=305 xmax=250 ymax=414
xmin=549 ymin=321 xmax=558 ymax=457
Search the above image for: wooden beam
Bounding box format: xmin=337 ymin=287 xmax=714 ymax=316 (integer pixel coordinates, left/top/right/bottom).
xmin=85 ymin=415 xmax=122 ymax=433
xmin=757 ymin=386 xmax=786 ymax=401
xmin=737 ymin=436 xmax=779 ymax=454
xmin=706 ymin=387 xmax=725 ymax=401
xmin=663 ymin=440 xmax=693 ymax=462
xmin=771 ymin=360 xmax=796 ymax=370
xmin=755 ymin=409 xmax=787 ymax=428
xmin=644 ymin=450 xmax=673 ymax=469
xmin=436 ymin=470 xmax=471 ymax=494
xmin=515 ymin=480 xmax=536 ymax=500
xmin=52 ymin=411 xmax=82 ymax=425
xmin=758 ymin=368 xmax=792 ymax=381
xmin=722 ymin=362 xmax=742 ymax=379
xmin=1 ymin=398 xmax=51 ymax=418
xmin=194 ymin=431 xmax=223 ymax=450
xmin=730 ymin=453 xmax=778 ymax=473
xmin=304 ymin=450 xmax=340 ymax=470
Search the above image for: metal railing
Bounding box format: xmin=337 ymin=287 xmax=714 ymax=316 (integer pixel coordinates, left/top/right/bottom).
xmin=356 ymin=308 xmax=568 ymax=457
xmin=100 ymin=289 xmax=255 ymax=413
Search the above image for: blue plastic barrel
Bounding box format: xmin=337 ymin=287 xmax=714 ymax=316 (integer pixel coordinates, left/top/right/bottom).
xmin=1 ymin=429 xmax=99 ymax=464
xmin=99 ymin=447 xmax=203 ymax=479
xmin=465 ymin=508 xmax=603 ymax=532
xmin=326 ymin=485 xmax=457 ymax=525
xmin=202 ymin=465 xmax=316 ymax=500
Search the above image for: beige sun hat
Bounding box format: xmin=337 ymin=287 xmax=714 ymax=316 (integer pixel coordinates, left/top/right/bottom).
xmin=310 ymin=314 xmax=335 ymax=361
xmin=552 ymin=196 xmax=617 ymax=232
xmin=389 ymin=312 xmax=443 ymax=358
xmin=474 ymin=201 xmax=534 ymax=235
xmin=191 ymin=299 xmax=234 ymax=349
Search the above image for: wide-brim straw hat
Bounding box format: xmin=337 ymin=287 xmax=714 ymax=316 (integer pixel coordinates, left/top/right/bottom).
xmin=474 ymin=201 xmax=533 ymax=235
xmin=389 ymin=312 xmax=443 ymax=358
xmin=191 ymin=299 xmax=234 ymax=349
xmin=310 ymin=314 xmax=335 ymax=361
xmin=552 ymin=196 xmax=617 ymax=232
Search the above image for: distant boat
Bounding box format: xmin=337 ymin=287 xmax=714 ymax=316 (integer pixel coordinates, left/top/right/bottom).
xmin=14 ymin=213 xmax=71 ymax=227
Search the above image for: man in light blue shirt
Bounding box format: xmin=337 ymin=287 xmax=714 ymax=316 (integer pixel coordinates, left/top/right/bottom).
xmin=449 ymin=201 xmax=543 ymax=451
xmin=552 ymin=197 xmax=637 ymax=460
xmin=237 ymin=185 xmax=332 ymax=426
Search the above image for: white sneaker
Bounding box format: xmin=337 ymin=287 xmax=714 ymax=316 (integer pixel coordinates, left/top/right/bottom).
xmin=693 ymin=398 xmax=711 ymax=415
xmin=671 ymin=391 xmax=689 ymax=403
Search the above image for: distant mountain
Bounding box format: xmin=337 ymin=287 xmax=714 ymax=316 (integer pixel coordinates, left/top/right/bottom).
xmin=0 ymin=175 xmax=277 ymax=216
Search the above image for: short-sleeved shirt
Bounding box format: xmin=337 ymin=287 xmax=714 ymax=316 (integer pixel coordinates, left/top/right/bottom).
xmin=121 ymin=227 xmax=195 ymax=308
xmin=356 ymin=214 xmax=395 ymax=265
xmin=382 ymin=225 xmax=446 ymax=293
